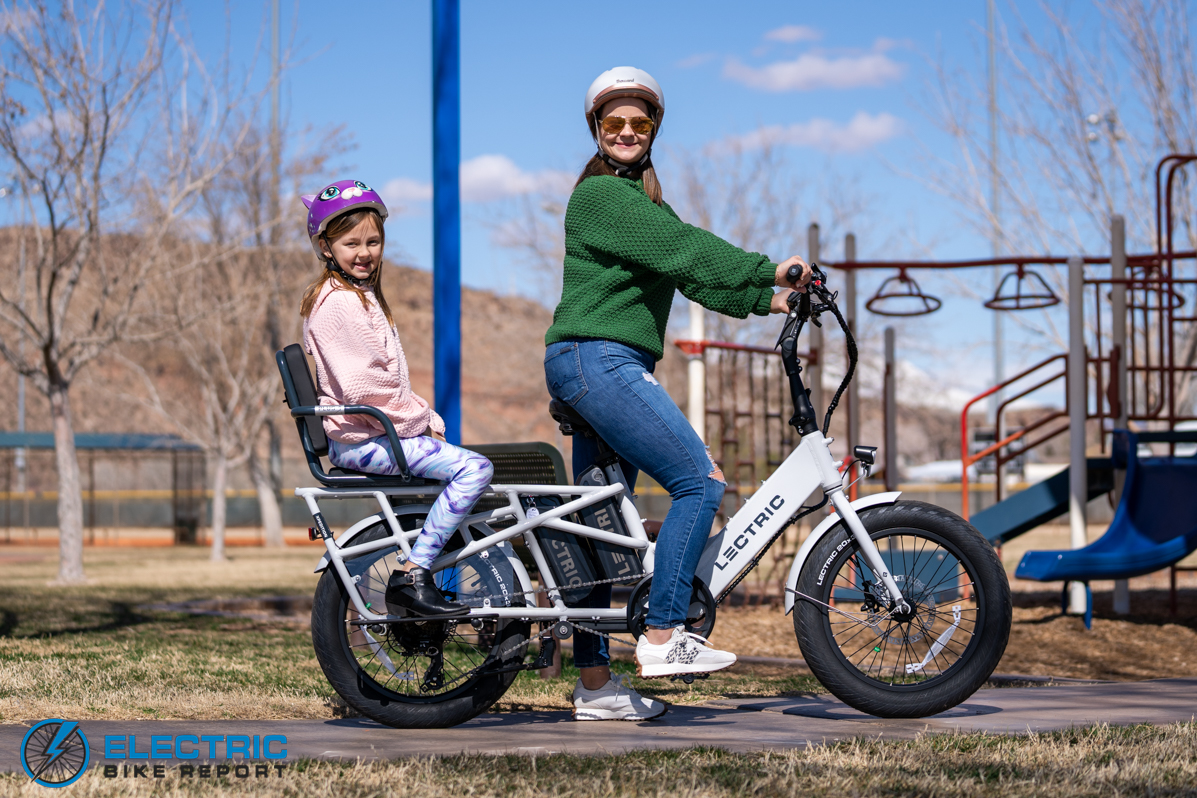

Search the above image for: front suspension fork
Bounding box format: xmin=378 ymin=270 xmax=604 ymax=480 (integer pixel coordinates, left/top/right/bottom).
xmin=827 ymin=489 xmax=911 ymax=614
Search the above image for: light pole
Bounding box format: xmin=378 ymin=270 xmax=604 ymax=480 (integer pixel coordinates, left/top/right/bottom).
xmin=1086 ymin=110 xmax=1125 ymax=212
xmin=987 ymin=0 xmax=1005 ymax=491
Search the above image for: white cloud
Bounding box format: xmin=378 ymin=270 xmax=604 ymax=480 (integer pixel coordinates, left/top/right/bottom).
xmin=677 ymin=52 xmax=717 ymax=69
xmin=460 ymin=154 xmax=573 ymax=202
xmin=381 ymin=156 xmax=573 ymax=207
xmin=723 ymin=51 xmax=904 ymax=92
xmin=731 ymin=111 xmax=902 ymax=153
xmin=381 ymin=177 xmax=433 ymax=205
xmin=763 ymin=24 xmax=821 ymax=43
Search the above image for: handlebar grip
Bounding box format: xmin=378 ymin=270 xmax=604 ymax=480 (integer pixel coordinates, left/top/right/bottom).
xmin=786 ymin=262 xmax=827 ymax=286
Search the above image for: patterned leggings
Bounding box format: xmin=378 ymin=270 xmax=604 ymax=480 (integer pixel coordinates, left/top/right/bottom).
xmin=328 ymin=436 xmax=494 ymax=569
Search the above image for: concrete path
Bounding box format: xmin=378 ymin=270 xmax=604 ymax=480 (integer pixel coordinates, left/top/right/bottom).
xmin=3 ymin=678 xmax=1195 ymax=770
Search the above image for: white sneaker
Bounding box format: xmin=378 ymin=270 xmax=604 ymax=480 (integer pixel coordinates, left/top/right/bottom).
xmin=635 ymin=627 xmax=737 ymax=678
xmin=571 ymin=674 xmax=666 ymax=721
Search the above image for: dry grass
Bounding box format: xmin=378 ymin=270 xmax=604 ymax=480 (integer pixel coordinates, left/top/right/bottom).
xmin=0 ymin=547 xmax=336 ymax=723
xmin=4 ymin=542 xmax=1196 ymax=725
xmin=2 ymin=724 xmax=1196 ymax=797
xmin=0 ymin=547 xmax=818 ymax=723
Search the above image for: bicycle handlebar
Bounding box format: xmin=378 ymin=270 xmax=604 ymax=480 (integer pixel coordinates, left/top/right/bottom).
xmin=775 ymin=262 xmax=856 ymax=437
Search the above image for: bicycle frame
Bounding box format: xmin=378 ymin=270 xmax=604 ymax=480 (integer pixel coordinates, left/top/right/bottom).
xmin=302 ymin=429 xmax=905 ymax=627
xmin=300 ymin=264 xmax=910 ymax=628
xmin=302 ymin=481 xmax=651 ymax=624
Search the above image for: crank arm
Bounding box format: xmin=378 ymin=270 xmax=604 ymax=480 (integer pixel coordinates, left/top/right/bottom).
xmin=477 ymin=633 xmax=557 ymax=676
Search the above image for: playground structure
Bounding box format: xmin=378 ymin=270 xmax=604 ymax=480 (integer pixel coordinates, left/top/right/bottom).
xmin=678 ymin=153 xmax=1197 ymax=619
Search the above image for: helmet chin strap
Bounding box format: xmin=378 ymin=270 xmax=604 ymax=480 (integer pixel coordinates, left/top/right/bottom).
xmin=326 ymin=260 xmax=369 ymax=288
xmin=599 ymin=148 xmax=652 ymax=178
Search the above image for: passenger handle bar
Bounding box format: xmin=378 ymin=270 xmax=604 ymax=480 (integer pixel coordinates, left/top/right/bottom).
xmin=290 ymin=404 xmax=412 ymax=481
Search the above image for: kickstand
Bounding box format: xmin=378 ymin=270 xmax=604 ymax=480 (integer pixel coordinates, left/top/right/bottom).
xmin=528 ymin=636 xmax=556 ymax=670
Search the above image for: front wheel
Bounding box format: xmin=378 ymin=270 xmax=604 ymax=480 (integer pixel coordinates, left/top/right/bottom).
xmin=794 ymin=500 xmax=1011 ymax=718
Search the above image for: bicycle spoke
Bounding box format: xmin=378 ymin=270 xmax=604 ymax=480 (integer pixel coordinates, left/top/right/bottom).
xmin=819 ymin=529 xmax=984 ymax=686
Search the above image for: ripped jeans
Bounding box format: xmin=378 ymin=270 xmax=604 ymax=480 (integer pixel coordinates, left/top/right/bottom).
xmin=328 ymin=435 xmax=493 ymax=570
xmin=544 ymin=339 xmax=725 ymax=644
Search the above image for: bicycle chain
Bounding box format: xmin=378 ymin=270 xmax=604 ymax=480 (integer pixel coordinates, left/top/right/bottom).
xmin=399 ymin=576 xmax=643 ymax=693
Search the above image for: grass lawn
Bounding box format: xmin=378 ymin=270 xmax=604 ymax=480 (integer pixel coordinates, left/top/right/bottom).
xmin=0 ymin=546 xmax=819 ymax=722
xmin=1 ymin=724 xmax=1195 ymax=796
xmin=4 ymin=546 xmax=1197 ymax=796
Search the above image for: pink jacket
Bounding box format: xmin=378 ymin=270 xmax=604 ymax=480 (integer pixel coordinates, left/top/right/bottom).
xmin=303 ymin=280 xmax=445 ymax=443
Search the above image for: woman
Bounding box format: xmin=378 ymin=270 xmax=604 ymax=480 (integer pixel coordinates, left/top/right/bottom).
xmin=545 ymin=66 xmax=811 ymax=720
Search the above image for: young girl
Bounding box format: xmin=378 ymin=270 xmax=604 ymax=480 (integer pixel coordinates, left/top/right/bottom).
xmin=300 ymin=179 xmax=493 ymax=618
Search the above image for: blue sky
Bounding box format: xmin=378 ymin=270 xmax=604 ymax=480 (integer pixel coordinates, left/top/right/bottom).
xmin=171 ymin=1 xmax=1096 ymax=401
xmin=181 ymin=1 xmax=1003 ymax=265
xmin=107 ymin=3 xmax=1111 ymax=399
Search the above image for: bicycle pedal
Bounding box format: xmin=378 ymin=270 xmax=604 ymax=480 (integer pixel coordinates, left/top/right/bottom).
xmin=668 ymin=672 xmax=711 ymax=685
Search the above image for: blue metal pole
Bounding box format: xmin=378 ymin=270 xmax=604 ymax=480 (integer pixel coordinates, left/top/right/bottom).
xmin=432 ymin=0 xmax=461 ymax=443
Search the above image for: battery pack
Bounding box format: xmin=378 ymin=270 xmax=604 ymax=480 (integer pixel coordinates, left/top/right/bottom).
xmin=527 ymin=496 xmax=597 ymax=604
xmin=576 ymin=466 xmax=644 ymax=582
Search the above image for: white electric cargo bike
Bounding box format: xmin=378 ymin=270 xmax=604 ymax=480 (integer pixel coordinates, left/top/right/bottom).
xmin=277 ymin=264 xmax=1011 ymax=729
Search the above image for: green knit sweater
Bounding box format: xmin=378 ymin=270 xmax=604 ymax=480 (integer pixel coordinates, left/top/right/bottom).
xmin=545 ymin=176 xmax=776 ymax=360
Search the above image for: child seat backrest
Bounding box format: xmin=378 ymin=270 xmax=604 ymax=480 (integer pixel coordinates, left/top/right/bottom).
xmin=277 ymin=344 xmax=328 ymax=456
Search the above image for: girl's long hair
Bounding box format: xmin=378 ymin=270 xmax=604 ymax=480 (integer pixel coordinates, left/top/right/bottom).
xmin=299 ymin=209 xmax=395 ymax=326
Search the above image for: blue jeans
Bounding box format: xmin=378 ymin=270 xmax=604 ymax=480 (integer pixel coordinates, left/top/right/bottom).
xmin=544 ymin=339 xmax=725 ymax=652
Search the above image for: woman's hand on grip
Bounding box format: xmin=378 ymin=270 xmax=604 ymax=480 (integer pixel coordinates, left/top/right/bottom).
xmin=770 ymin=290 xmax=799 ymax=314
xmin=775 ymin=256 xmax=811 ymax=291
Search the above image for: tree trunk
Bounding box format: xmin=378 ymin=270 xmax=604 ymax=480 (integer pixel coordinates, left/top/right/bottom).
xmin=210 ymin=454 xmax=228 ymax=561
xmin=49 ymin=382 xmax=87 ymax=584
xmin=250 ymin=447 xmax=285 ymax=548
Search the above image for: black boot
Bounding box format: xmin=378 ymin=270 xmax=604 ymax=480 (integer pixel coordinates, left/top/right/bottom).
xmin=385 ymin=567 xmax=469 ymax=617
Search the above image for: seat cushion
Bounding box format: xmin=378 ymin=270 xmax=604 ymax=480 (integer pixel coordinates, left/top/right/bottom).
xmin=548 ymin=399 xmax=595 ymax=436
xmin=319 ymin=468 xmax=444 ymax=488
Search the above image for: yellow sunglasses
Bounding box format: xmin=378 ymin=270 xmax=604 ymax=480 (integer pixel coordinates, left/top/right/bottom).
xmin=598 ymin=115 xmax=655 ymax=136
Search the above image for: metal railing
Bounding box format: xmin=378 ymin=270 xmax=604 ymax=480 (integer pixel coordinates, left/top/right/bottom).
xmin=960 ymin=354 xmax=1069 ymax=517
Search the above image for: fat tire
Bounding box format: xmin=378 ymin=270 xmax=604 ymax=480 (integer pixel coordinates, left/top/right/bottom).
xmin=794 ymin=500 xmax=1011 ymax=718
xmin=311 ymin=517 xmax=529 ymax=729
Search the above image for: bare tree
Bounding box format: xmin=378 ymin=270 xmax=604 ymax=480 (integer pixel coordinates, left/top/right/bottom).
xmin=490 ymin=191 xmax=570 ymax=305
xmin=226 ymin=122 xmax=349 ymax=549
xmin=122 ymin=247 xmax=283 ymax=560
xmin=916 ymin=0 xmax=1197 ymax=409
xmin=0 ymin=0 xmax=259 ymax=582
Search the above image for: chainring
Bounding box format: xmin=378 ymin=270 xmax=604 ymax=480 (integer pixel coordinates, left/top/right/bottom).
xmin=626 ymin=575 xmax=717 ymax=640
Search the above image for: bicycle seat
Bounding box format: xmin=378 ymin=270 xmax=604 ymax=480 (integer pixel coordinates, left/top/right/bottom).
xmin=549 ymin=399 xmax=595 ymax=437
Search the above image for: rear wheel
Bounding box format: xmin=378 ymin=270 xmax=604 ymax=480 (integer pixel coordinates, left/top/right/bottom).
xmin=311 ymin=507 xmax=531 ymax=728
xmin=794 ymin=500 xmax=1010 ymax=718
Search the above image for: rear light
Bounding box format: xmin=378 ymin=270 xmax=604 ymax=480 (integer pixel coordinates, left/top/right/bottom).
xmin=308 ymin=527 xmax=319 ymax=541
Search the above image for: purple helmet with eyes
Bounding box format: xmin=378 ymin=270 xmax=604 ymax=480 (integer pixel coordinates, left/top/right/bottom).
xmin=300 ymin=179 xmax=388 ymax=257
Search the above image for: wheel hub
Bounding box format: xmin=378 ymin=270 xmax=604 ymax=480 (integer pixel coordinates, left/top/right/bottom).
xmin=391 ymin=620 xmax=452 ymax=656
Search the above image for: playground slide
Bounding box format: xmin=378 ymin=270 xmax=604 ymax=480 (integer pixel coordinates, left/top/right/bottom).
xmin=970 ymin=459 xmax=1114 ymax=545
xmin=1015 ymin=431 xmax=1197 ymax=583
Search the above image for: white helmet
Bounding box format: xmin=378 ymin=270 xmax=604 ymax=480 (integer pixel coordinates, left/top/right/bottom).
xmin=584 ymin=66 xmax=665 ymax=144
